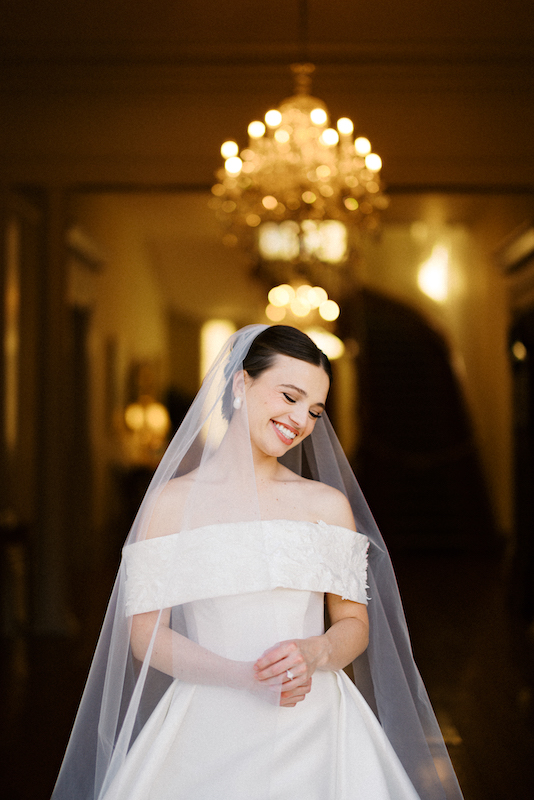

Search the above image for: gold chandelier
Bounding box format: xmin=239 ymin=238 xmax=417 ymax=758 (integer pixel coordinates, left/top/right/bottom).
xmin=211 ymin=63 xmax=388 ymax=292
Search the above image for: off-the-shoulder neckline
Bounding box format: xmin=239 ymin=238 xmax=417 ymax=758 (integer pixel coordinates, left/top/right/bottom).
xmin=125 ymin=519 xmax=365 ymax=548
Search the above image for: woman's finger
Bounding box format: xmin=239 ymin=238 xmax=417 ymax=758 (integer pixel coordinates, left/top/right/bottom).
xmin=280 ymin=678 xmax=312 ymax=706
xmin=255 ymin=657 xmax=304 ymax=683
xmin=254 ymin=641 xmax=297 ymax=672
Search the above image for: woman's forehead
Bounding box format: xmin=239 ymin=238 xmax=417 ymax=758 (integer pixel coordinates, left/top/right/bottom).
xmin=260 ymin=354 xmax=330 ymax=395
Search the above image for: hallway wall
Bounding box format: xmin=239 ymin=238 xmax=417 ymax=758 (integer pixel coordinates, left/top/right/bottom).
xmin=69 ymin=193 xmax=169 ymax=541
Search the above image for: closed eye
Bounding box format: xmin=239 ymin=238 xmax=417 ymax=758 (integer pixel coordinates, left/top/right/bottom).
xmin=282 ymin=391 xmax=322 ymax=420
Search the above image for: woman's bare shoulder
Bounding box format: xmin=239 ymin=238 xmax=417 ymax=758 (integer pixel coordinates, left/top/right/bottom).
xmin=311 ymin=481 xmax=356 ymax=530
xmin=285 ymin=472 xmax=356 ymax=531
xmin=143 ymin=474 xmax=195 ymax=539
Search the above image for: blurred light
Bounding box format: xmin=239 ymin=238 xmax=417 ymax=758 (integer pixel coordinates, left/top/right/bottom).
xmin=417 ymin=244 xmax=450 ymax=302
xmin=201 ymin=319 xmax=236 ymax=379
xmin=274 ymin=129 xmax=290 ymax=143
xmin=124 ymin=403 xmax=145 ymax=431
xmin=248 ymin=121 xmax=266 ymax=138
xmin=310 ymin=107 xmax=327 ymax=125
xmin=309 ymin=286 xmax=328 ymax=307
xmin=246 ymin=213 xmax=261 ymax=227
xmin=258 ymin=219 xmax=347 ymax=264
xmin=266 ymin=304 xmax=286 ymax=321
xmin=266 ymin=282 xmax=340 ymax=322
xmin=337 ymin=117 xmax=354 ymax=135
xmin=221 ymin=141 xmax=239 ymax=158
xmin=145 ymin=403 xmax=170 ymax=436
xmin=124 ymin=402 xmax=170 ymax=437
xmin=225 ymin=156 xmax=243 ymax=174
xmin=305 ymin=327 xmax=345 ymax=360
xmin=290 ymin=297 xmax=311 ymax=317
xmin=355 ymin=137 xmax=371 ymax=155
xmin=512 ymin=340 xmax=528 ymax=361
xmin=320 ymin=128 xmax=339 ymax=146
xmin=262 ymin=195 xmax=278 ymax=210
xmin=365 ymin=153 xmax=382 ymax=172
xmin=268 ymin=284 xmax=295 ymax=306
xmin=259 ymin=222 xmax=300 ymax=260
xmin=265 ymin=109 xmax=282 ymax=127
xmin=319 ymin=299 xmax=340 ymax=321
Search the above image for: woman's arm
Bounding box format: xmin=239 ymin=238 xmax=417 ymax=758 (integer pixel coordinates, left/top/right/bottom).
xmin=130 ymin=607 xmax=312 ymax=706
xmin=130 ymin=608 xmax=254 ymax=690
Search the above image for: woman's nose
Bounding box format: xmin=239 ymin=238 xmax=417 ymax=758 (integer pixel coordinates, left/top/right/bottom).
xmin=288 ymin=404 xmax=307 ymax=428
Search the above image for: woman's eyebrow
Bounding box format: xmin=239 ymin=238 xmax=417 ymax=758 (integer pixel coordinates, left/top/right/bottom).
xmin=279 ymin=384 xmax=326 ymax=409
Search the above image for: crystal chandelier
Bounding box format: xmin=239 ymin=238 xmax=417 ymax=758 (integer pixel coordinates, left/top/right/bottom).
xmin=210 ymin=62 xmax=388 ymax=298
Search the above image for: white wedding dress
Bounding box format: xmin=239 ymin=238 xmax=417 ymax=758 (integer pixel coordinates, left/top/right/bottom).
xmin=103 ymin=521 xmax=421 ymax=800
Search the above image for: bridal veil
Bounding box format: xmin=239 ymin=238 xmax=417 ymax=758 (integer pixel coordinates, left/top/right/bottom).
xmin=52 ymin=324 xmax=463 ymax=800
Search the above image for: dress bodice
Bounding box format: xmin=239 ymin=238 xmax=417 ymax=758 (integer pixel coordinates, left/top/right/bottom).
xmin=183 ymin=588 xmax=325 ymax=660
xmin=123 ymin=519 xmax=369 ymax=616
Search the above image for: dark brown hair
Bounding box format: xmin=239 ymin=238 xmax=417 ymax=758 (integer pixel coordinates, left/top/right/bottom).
xmin=243 ymin=325 xmax=332 ymax=382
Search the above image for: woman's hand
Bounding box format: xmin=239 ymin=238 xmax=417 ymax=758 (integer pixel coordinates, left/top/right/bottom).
xmin=253 ymin=637 xmax=327 ymax=707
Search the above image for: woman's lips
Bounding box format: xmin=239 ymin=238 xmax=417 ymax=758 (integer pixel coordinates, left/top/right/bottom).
xmin=272 ymin=420 xmax=298 ymax=444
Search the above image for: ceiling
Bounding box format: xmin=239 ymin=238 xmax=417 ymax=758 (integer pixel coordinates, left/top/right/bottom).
xmin=2 ymin=1 xmax=534 ymax=61
xmin=2 ymin=1 xmax=534 ymax=322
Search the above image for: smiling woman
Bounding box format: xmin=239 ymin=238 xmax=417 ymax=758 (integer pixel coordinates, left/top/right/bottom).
xmin=51 ymin=325 xmax=464 ymax=800
xmin=238 ymin=355 xmax=330 ymax=458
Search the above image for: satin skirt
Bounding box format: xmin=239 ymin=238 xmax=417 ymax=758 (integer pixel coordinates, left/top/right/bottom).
xmin=102 ymin=588 xmax=421 ymax=800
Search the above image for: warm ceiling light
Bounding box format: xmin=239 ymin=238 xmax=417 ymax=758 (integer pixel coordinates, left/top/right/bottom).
xmin=305 ymin=327 xmax=345 ymax=360
xmin=268 ymin=284 xmax=295 ymax=306
xmin=274 ymin=129 xmax=290 ymax=143
xmin=417 ymin=244 xmax=450 ymax=302
xmin=310 ymin=107 xmax=328 ymax=125
xmin=365 ymin=153 xmax=382 ymax=172
xmin=248 ymin=121 xmax=266 ymax=138
xmin=265 ymin=109 xmax=282 ymax=127
xmin=320 ymin=128 xmax=339 ymax=146
xmin=337 ymin=117 xmax=354 ymax=135
xmin=224 ymin=156 xmax=243 ymax=174
xmin=354 ymin=137 xmax=372 ymax=156
xmin=319 ymin=299 xmax=340 ymax=321
xmin=220 ymin=140 xmax=239 ymax=158
xmin=211 ymin=63 xmax=388 ymax=308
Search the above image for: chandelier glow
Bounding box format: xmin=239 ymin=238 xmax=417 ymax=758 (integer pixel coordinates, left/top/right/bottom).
xmin=266 ymin=282 xmax=340 ymax=323
xmin=211 ymin=64 xmax=388 ymax=266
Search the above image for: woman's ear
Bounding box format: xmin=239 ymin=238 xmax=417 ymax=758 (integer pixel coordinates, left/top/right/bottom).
xmin=232 ymin=369 xmax=247 ymax=403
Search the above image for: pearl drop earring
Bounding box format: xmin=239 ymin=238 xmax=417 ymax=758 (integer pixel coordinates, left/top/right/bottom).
xmin=233 ymin=397 xmax=242 ymax=410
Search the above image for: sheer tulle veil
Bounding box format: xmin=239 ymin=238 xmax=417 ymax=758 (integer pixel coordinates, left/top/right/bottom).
xmin=52 ymin=323 xmax=463 ymax=800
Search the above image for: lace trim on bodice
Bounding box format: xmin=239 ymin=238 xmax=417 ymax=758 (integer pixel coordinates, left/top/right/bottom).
xmin=123 ymin=519 xmax=369 ymax=616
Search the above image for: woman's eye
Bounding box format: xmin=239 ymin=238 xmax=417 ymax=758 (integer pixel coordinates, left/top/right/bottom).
xmin=309 ymin=410 xmax=322 ymax=420
xmin=282 ymin=393 xmax=296 ymax=403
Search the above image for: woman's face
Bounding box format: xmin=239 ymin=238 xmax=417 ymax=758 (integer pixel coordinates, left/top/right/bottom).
xmin=241 ymin=354 xmax=330 ymax=459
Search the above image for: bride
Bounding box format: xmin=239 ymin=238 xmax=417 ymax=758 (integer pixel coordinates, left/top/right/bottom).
xmin=51 ymin=324 xmax=463 ymax=800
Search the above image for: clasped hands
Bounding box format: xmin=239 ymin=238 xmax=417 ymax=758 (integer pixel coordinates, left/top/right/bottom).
xmin=253 ymin=636 xmax=327 ymax=707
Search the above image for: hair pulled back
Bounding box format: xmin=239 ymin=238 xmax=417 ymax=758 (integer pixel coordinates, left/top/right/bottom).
xmin=223 ymin=325 xmax=331 ymax=419
xmin=243 ymin=325 xmax=332 ymax=382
